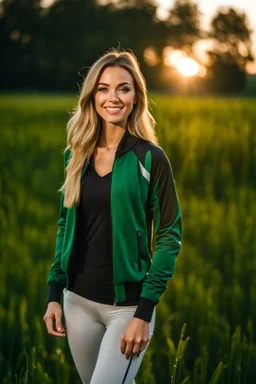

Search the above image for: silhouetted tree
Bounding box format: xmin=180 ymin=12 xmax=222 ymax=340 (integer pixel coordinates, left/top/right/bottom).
xmin=40 ymin=0 xmax=107 ymax=90
xmin=0 ymin=0 xmax=170 ymax=90
xmin=0 ymin=0 xmax=254 ymax=93
xmin=0 ymin=0 xmax=42 ymax=89
xmin=164 ymin=0 xmax=202 ymax=53
xmin=103 ymin=0 xmax=156 ymax=8
xmin=207 ymin=7 xmax=254 ymax=92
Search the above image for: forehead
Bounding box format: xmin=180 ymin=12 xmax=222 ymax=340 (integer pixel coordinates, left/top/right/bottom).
xmin=98 ymin=66 xmax=134 ymax=85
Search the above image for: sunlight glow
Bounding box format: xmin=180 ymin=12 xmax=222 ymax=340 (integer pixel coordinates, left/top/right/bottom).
xmin=164 ymin=49 xmax=185 ymax=67
xmin=164 ymin=47 xmax=204 ymax=77
xmin=176 ymin=58 xmax=200 ymax=77
xmin=40 ymin=0 xmax=55 ymax=7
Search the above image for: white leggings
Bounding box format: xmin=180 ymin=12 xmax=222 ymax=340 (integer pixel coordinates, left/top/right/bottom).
xmin=63 ymin=288 xmax=156 ymax=384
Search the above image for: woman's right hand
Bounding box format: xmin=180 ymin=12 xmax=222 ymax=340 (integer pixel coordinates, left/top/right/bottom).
xmin=43 ymin=302 xmax=66 ymax=337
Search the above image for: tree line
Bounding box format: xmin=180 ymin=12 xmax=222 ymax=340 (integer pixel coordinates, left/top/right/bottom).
xmin=0 ymin=0 xmax=254 ymax=92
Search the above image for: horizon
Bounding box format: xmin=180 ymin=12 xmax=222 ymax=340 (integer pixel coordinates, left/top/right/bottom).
xmin=9 ymin=0 xmax=256 ymax=74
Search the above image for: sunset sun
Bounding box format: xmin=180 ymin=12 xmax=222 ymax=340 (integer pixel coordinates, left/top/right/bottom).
xmin=163 ymin=48 xmax=202 ymax=77
xmin=176 ymin=57 xmax=200 ymax=77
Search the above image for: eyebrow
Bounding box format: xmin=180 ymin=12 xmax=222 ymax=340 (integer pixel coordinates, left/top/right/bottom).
xmin=97 ymin=82 xmax=132 ymax=87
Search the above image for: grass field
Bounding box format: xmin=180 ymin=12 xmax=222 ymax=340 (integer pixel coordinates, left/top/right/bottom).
xmin=0 ymin=93 xmax=255 ymax=383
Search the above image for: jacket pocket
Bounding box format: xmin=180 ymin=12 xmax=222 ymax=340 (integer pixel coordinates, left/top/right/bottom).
xmin=136 ymin=230 xmax=142 ymax=272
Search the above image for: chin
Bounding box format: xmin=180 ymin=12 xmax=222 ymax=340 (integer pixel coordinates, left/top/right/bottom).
xmin=106 ymin=116 xmax=126 ymax=124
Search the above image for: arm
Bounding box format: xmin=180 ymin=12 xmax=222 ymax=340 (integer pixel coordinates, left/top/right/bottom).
xmin=133 ymin=146 xmax=182 ymax=322
xmin=46 ymin=149 xmax=71 ymax=304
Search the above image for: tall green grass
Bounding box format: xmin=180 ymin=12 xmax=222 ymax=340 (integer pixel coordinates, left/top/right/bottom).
xmin=0 ymin=94 xmax=255 ymax=383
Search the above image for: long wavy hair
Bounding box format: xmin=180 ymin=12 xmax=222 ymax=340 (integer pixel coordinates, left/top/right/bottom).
xmin=61 ymin=47 xmax=159 ymax=208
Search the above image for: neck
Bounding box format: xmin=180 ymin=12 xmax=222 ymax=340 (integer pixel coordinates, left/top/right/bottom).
xmin=97 ymin=124 xmax=126 ymax=150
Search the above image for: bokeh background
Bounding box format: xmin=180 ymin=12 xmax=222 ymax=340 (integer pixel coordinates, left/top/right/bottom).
xmin=1 ymin=0 xmax=256 ymax=383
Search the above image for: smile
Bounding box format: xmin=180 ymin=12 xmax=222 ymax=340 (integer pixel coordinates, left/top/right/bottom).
xmin=104 ymin=107 xmax=124 ymax=114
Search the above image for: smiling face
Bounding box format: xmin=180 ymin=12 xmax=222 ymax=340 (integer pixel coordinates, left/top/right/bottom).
xmin=93 ymin=66 xmax=137 ymax=128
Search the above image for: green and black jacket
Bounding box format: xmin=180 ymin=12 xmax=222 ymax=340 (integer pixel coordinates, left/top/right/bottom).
xmin=47 ymin=129 xmax=182 ymax=322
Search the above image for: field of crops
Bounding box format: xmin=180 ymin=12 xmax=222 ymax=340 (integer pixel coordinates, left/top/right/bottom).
xmin=0 ymin=93 xmax=255 ymax=383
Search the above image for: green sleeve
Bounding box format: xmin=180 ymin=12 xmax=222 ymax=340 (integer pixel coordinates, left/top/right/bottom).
xmin=46 ymin=149 xmax=71 ymax=303
xmin=140 ymin=146 xmax=182 ymax=306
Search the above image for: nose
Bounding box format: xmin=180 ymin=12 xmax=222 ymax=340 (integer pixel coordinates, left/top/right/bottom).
xmin=109 ymin=90 xmax=119 ymax=103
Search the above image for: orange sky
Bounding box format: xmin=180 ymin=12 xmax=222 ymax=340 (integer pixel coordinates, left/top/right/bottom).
xmin=155 ymin=0 xmax=256 ymax=73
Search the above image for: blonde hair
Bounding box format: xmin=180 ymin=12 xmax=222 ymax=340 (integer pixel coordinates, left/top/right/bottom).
xmin=61 ymin=47 xmax=159 ymax=208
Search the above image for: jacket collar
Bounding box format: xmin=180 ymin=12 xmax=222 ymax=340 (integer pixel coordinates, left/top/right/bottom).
xmin=115 ymin=128 xmax=139 ymax=159
xmin=82 ymin=129 xmax=139 ymax=176
xmin=89 ymin=128 xmax=139 ymax=162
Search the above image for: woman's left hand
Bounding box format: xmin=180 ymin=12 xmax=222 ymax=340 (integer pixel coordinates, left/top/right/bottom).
xmin=120 ymin=318 xmax=149 ymax=359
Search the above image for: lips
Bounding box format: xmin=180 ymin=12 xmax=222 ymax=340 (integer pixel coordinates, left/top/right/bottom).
xmin=104 ymin=106 xmax=123 ymax=109
xmin=104 ymin=106 xmax=124 ymax=114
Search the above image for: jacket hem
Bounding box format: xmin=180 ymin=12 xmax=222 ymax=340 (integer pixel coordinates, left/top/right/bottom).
xmin=133 ymin=296 xmax=157 ymax=322
xmin=47 ymin=282 xmax=66 ymax=304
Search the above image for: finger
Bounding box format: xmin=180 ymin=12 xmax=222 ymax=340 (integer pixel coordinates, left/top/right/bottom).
xmin=49 ymin=329 xmax=66 ymax=337
xmin=125 ymin=342 xmax=134 ymax=360
xmin=120 ymin=336 xmax=126 ymax=354
xmin=51 ymin=330 xmax=66 ymax=337
xmin=55 ymin=313 xmax=65 ymax=333
xmin=44 ymin=313 xmax=54 ymax=333
xmin=44 ymin=314 xmax=66 ymax=337
xmin=132 ymin=341 xmax=141 ymax=356
xmin=136 ymin=344 xmax=146 ymax=357
xmin=48 ymin=321 xmax=66 ymax=336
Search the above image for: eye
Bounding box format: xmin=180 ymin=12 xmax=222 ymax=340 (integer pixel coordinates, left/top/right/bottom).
xmin=97 ymin=87 xmax=130 ymax=93
xmin=120 ymin=87 xmax=130 ymax=92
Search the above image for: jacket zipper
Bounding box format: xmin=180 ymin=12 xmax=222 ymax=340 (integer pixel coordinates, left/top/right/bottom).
xmin=137 ymin=230 xmax=142 ymax=272
xmin=111 ymin=158 xmax=117 ymax=306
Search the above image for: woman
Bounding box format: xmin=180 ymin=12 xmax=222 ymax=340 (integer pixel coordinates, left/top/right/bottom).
xmin=43 ymin=48 xmax=182 ymax=384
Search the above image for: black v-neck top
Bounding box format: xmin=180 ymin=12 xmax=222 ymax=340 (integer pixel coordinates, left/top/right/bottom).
xmin=70 ymin=156 xmax=138 ymax=306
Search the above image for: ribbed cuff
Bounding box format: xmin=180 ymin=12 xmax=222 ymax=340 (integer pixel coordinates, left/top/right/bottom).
xmin=47 ymin=282 xmax=66 ymax=304
xmin=133 ymin=297 xmax=157 ymax=322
